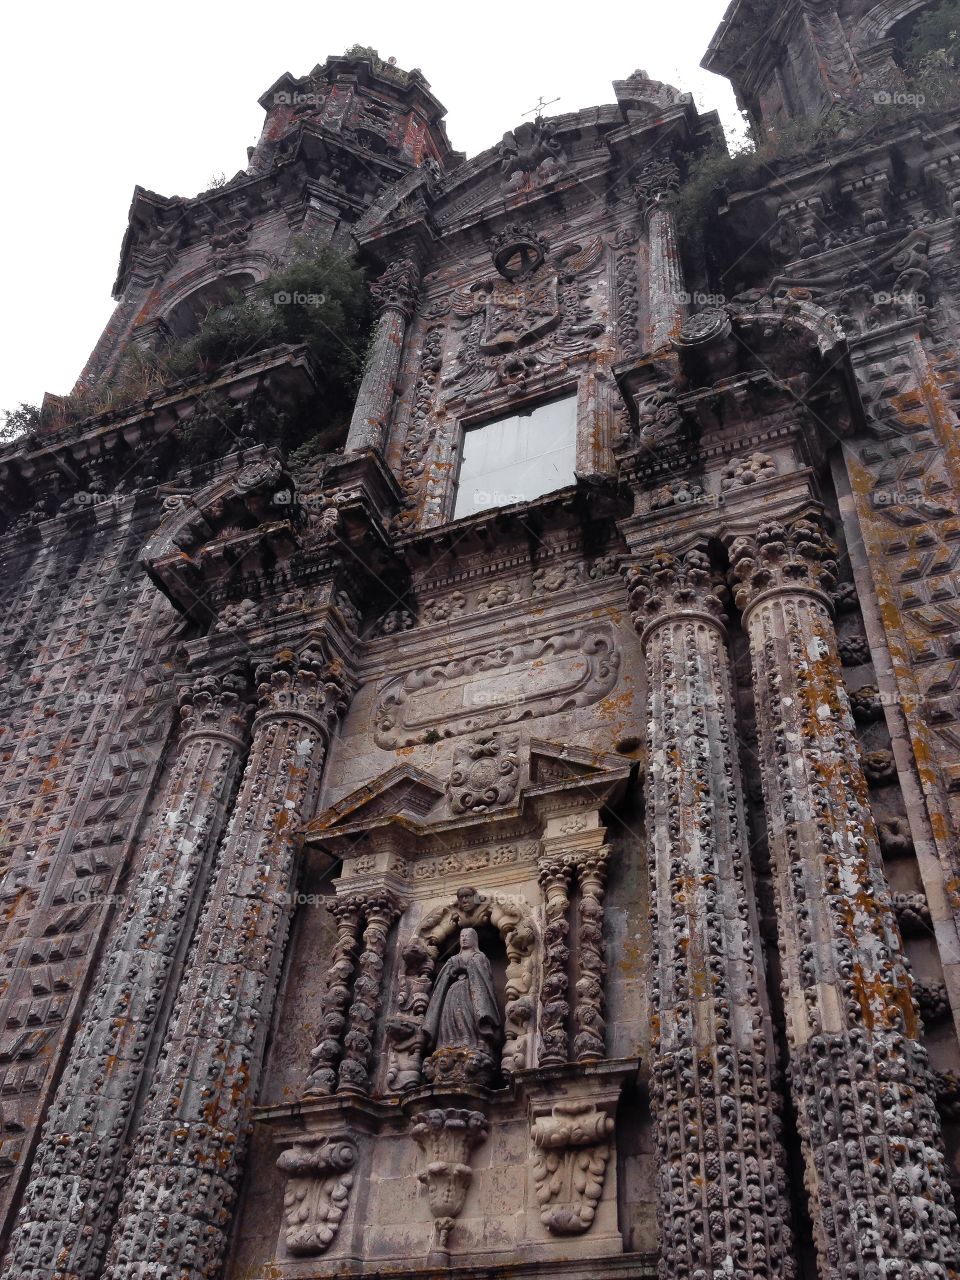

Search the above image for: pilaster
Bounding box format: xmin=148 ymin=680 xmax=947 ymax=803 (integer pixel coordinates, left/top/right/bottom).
xmin=345 ymin=257 xmax=421 ymax=454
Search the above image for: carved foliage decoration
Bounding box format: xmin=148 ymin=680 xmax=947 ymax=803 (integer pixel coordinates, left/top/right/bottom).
xmin=386 ymin=887 xmax=537 ymax=1089
xmin=276 ymin=1138 xmax=357 ymax=1256
xmin=531 ymin=1101 xmax=614 ymax=1236
xmin=447 ymin=733 xmax=520 ymax=814
xmin=411 ymin=1108 xmax=489 ymax=1249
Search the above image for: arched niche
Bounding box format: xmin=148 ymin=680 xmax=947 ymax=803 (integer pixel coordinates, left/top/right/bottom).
xmin=163 ymin=270 xmax=258 ymax=340
xmin=385 ymin=886 xmax=539 ymax=1091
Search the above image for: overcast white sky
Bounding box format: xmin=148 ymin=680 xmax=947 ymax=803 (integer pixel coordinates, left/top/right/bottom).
xmin=0 ymin=0 xmax=741 ymax=415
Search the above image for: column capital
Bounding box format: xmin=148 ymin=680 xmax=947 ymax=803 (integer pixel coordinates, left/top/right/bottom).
xmin=624 ymin=546 xmax=728 ymax=638
xmin=178 ymin=671 xmax=252 ymax=748
xmin=370 ymin=257 xmax=421 ymax=320
xmin=728 ymin=513 xmax=838 ymax=617
xmin=632 ymin=157 xmax=680 ymax=222
xmin=254 ymin=646 xmax=352 ymax=733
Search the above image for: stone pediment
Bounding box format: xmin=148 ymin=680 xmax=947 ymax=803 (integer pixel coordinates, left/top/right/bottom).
xmin=305 ymin=765 xmax=448 ymax=834
xmin=528 ymin=739 xmax=630 ymax=789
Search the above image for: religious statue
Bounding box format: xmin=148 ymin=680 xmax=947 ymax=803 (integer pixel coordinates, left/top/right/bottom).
xmin=422 ymin=928 xmax=501 ymax=1069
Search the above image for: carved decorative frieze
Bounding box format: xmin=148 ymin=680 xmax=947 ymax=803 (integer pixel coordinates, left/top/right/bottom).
xmin=410 ymin=1107 xmax=489 ymax=1249
xmin=531 ymin=1101 xmax=614 ymax=1235
xmin=276 ymin=1138 xmax=357 ymax=1256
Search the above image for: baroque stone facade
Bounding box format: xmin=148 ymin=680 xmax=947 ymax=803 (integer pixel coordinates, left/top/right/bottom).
xmin=3 ymin=9 xmax=960 ymax=1278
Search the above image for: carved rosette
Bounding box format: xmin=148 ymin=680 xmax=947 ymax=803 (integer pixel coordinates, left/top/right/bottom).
xmin=628 ymin=543 xmax=796 ymax=1280
xmin=731 ymin=512 xmax=960 ymax=1277
xmin=346 ymin=256 xmax=421 ymax=454
xmin=1 ymin=674 xmax=253 ymax=1280
xmin=447 ymin=732 xmax=520 ymax=814
xmin=410 ymin=1107 xmax=489 ymax=1249
xmin=530 ymin=1101 xmax=614 ymax=1235
xmin=276 ymin=1138 xmax=357 ymax=1256
xmin=103 ymin=649 xmax=353 ymax=1280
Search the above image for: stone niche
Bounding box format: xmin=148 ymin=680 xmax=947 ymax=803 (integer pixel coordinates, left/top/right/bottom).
xmin=259 ymin=740 xmax=642 ymax=1275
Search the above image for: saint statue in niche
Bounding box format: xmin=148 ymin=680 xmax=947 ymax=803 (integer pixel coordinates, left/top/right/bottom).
xmin=423 ymin=927 xmax=501 ymax=1061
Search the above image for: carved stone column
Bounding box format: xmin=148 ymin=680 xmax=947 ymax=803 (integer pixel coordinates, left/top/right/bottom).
xmin=1 ymin=674 xmax=252 ymax=1280
xmin=626 ymin=546 xmax=795 ymax=1280
xmin=537 ymin=855 xmax=573 ymax=1067
xmin=344 ymin=257 xmax=420 ymax=454
xmin=103 ymin=648 xmax=351 ymax=1280
xmin=731 ymin=514 xmax=960 ymax=1278
xmin=634 ymin=159 xmax=684 ymax=354
xmin=303 ymin=898 xmax=364 ymax=1095
xmin=337 ymin=890 xmax=402 ymax=1094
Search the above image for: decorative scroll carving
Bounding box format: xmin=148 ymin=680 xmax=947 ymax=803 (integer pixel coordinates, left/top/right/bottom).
xmin=447 ymin=733 xmax=520 ymax=814
xmin=411 ymin=1107 xmax=489 ymax=1249
xmin=531 ymin=1101 xmax=614 ymax=1235
xmin=386 ymin=887 xmax=537 ymax=1087
xmin=628 ymin=543 xmax=796 ymax=1280
xmin=374 ymin=626 xmax=621 ymax=747
xmin=733 ymin=510 xmax=960 ymax=1279
xmin=277 ymin=1138 xmax=357 ymax=1256
xmin=632 ymin=157 xmax=680 ymax=219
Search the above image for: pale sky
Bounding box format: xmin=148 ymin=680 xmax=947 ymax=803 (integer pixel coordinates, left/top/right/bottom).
xmin=0 ymin=0 xmax=741 ymax=416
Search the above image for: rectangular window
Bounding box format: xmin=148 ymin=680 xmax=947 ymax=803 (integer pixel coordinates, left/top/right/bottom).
xmin=452 ymin=396 xmax=578 ymax=520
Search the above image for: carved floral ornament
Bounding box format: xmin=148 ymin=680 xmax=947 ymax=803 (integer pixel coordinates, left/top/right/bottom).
xmin=531 ymin=1101 xmax=614 ymax=1235
xmin=277 ymin=1138 xmax=357 ymax=1257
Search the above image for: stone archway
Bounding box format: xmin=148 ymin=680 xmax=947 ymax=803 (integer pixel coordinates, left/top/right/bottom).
xmin=849 ymin=0 xmax=932 ymax=54
xmin=385 ymin=886 xmax=538 ymax=1090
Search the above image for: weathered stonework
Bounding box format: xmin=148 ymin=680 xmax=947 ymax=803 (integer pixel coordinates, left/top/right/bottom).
xmin=5 ymin=13 xmax=960 ymax=1279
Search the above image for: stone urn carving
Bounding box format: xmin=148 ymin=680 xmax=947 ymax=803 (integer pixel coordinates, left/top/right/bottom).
xmin=410 ymin=1107 xmax=489 ymax=1248
xmin=276 ymin=1137 xmax=357 ymax=1256
xmin=530 ymin=1100 xmax=614 ymax=1235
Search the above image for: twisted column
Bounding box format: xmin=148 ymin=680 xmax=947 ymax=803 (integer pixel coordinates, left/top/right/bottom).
xmin=303 ymin=898 xmax=364 ymax=1095
xmin=634 ymin=159 xmax=685 ymax=354
xmin=573 ymin=850 xmax=608 ymax=1064
xmin=103 ymin=649 xmax=351 ymax=1280
xmin=1 ymin=675 xmax=252 ymax=1280
xmin=626 ymin=545 xmax=795 ymax=1280
xmin=537 ymin=856 xmax=573 ymax=1067
xmin=337 ymin=891 xmax=402 ymax=1094
xmin=345 ymin=257 xmax=420 ymax=454
xmin=731 ymin=514 xmax=960 ymax=1278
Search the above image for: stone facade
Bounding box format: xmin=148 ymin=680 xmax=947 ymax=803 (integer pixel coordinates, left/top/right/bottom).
xmin=2 ymin=10 xmax=960 ymax=1278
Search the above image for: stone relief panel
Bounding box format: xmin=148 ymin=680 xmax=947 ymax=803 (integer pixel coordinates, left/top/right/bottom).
xmin=446 ymin=733 xmax=520 ymax=814
xmin=373 ymin=625 xmax=621 ymax=748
